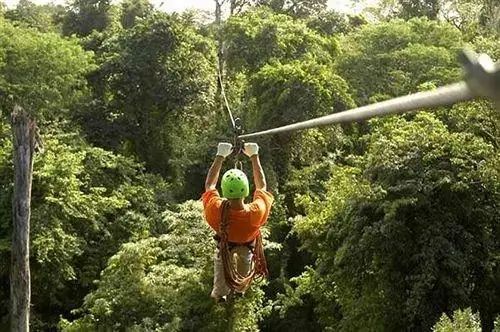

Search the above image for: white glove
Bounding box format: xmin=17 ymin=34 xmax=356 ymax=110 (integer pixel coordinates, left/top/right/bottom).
xmin=216 ymin=142 xmax=233 ymax=158
xmin=243 ymin=143 xmax=259 ymax=157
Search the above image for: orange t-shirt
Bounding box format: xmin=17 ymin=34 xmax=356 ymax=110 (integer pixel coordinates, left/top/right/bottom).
xmin=201 ymin=189 xmax=274 ymax=244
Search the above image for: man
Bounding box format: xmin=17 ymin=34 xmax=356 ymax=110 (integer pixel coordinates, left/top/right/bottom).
xmin=202 ymin=142 xmax=273 ymax=301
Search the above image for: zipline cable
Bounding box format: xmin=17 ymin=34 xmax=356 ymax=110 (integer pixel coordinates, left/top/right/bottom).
xmin=217 ymin=64 xmax=236 ymax=131
xmin=240 ymin=83 xmax=473 ymax=139
xmin=217 ymin=56 xmax=245 ymax=159
xmin=239 ymin=49 xmax=500 ymax=140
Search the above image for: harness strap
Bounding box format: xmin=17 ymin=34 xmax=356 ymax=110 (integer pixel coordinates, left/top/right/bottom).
xmin=213 ymin=234 xmax=255 ymax=251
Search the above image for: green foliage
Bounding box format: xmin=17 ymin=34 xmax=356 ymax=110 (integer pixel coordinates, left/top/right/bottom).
xmin=0 ymin=18 xmax=95 ymax=120
xmin=307 ymin=10 xmax=352 ymax=36
xmin=63 ymin=0 xmax=112 ymax=37
xmin=294 ymin=112 xmax=499 ymax=331
xmin=4 ymin=0 xmax=65 ymax=33
xmin=398 ymin=0 xmax=441 ymax=20
xmin=433 ymin=308 xmax=482 ymax=332
xmin=366 ymin=0 xmax=499 ymax=39
xmin=80 ymin=13 xmax=217 ymax=180
xmin=251 ymin=61 xmax=354 ymax=128
xmin=255 ymin=0 xmax=328 ymax=18
xmin=472 ymin=35 xmax=500 ymax=62
xmin=338 ymin=17 xmax=463 ymax=104
xmin=433 ymin=307 xmax=500 ymax=332
xmin=262 ymin=267 xmax=339 ymax=331
xmin=447 ymin=0 xmax=500 ymax=38
xmin=437 ymin=100 xmax=500 ymax=148
xmin=224 ymin=8 xmax=339 ymax=73
xmin=293 ymin=164 xmax=371 ymax=252
xmin=120 ymin=0 xmax=153 ymax=29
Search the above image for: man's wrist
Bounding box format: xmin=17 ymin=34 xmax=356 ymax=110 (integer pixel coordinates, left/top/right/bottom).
xmin=250 ymin=154 xmax=259 ymax=160
xmin=215 ymin=155 xmax=226 ymax=160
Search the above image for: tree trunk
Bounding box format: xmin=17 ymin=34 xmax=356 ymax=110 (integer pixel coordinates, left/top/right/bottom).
xmin=10 ymin=105 xmax=36 ymax=332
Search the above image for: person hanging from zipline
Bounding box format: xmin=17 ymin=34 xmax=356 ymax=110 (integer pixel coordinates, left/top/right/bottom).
xmin=202 ymin=142 xmax=273 ymax=302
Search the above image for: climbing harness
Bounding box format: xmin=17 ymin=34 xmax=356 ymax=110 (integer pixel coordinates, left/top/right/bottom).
xmin=239 ymin=49 xmax=500 ymax=139
xmin=213 ymin=234 xmax=255 ymax=252
xmin=218 ymin=200 xmax=268 ymax=293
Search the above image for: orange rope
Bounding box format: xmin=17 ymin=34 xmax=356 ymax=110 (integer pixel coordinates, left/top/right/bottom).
xmin=219 ymin=200 xmax=268 ymax=293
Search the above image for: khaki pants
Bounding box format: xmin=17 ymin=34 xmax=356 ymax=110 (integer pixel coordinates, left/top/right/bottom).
xmin=211 ymin=246 xmax=253 ymax=298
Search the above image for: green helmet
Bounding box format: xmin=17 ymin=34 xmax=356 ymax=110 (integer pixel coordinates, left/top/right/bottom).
xmin=221 ymin=169 xmax=249 ymax=199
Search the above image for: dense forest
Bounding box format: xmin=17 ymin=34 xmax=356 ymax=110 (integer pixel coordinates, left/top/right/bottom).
xmin=0 ymin=0 xmax=499 ymax=330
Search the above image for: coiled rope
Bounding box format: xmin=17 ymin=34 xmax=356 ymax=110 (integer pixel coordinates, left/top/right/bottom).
xmin=219 ymin=200 xmax=268 ymax=293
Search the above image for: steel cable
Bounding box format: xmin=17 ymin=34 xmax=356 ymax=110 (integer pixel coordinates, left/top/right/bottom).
xmin=217 ymin=64 xmax=236 ymax=130
xmin=239 ymin=82 xmax=475 ymax=139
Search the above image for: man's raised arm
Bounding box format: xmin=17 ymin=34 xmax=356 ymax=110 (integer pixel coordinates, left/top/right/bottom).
xmin=205 ymin=143 xmax=232 ymax=191
xmin=243 ymin=143 xmax=266 ymax=191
